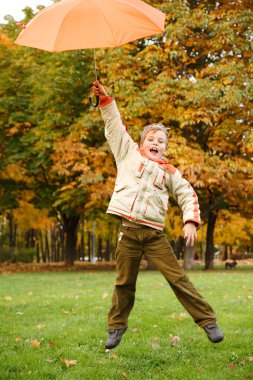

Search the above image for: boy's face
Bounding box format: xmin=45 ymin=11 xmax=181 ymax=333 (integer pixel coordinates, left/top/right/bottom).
xmin=141 ymin=130 xmax=167 ymax=159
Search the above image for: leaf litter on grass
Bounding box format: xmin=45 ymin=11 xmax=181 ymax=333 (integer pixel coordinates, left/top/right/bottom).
xmin=60 ymin=358 xmax=77 ymax=367
xmin=1 ymin=271 xmax=253 ymax=380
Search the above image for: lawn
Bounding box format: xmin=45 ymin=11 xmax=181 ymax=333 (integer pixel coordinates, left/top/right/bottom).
xmin=0 ymin=270 xmax=252 ymax=380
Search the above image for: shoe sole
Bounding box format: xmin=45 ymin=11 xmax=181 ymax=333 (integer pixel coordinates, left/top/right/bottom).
xmin=207 ymin=335 xmax=224 ymax=343
xmin=105 ymin=328 xmax=127 ymax=349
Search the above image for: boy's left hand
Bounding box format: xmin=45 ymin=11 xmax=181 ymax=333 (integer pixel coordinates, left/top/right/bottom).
xmin=92 ymin=80 xmax=107 ymax=97
xmin=183 ymin=222 xmax=197 ymax=246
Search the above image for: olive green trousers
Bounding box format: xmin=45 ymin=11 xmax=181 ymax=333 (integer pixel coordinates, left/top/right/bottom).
xmin=108 ymin=225 xmax=216 ymax=329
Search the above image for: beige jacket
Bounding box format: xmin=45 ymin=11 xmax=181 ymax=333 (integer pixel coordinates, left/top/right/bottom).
xmin=100 ymin=100 xmax=200 ymax=230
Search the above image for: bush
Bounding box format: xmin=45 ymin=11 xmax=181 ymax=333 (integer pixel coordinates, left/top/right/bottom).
xmin=0 ymin=246 xmax=36 ymax=263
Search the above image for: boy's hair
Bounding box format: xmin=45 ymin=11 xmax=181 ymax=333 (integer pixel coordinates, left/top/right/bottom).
xmin=140 ymin=124 xmax=169 ymax=145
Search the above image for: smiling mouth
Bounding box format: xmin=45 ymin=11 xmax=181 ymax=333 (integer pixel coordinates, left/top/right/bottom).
xmin=150 ymin=147 xmax=158 ymax=155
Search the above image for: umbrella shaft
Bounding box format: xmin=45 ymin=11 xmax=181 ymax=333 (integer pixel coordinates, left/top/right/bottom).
xmin=93 ymin=49 xmax=97 ymax=81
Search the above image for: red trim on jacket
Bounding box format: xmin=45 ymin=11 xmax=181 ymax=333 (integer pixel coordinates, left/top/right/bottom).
xmin=99 ymin=95 xmax=114 ymax=107
xmin=192 ymin=192 xmax=200 ymax=221
xmin=185 ymin=219 xmax=200 ymax=227
xmin=107 ymin=209 xmax=164 ymax=230
xmin=138 ymin=163 xmax=145 ymax=172
xmin=137 ymin=148 xmax=176 ymax=175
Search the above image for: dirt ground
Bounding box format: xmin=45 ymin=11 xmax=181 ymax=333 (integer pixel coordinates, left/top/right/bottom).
xmin=0 ymin=259 xmax=252 ymax=274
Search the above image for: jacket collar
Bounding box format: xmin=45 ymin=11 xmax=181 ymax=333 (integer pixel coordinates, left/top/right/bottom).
xmin=138 ymin=147 xmax=169 ymax=165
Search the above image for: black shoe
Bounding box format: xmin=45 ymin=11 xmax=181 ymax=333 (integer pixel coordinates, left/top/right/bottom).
xmin=203 ymin=323 xmax=224 ymax=343
xmin=105 ymin=327 xmax=127 ymax=349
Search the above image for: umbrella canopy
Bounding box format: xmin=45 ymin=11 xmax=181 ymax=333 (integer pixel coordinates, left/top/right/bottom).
xmin=15 ymin=0 xmax=165 ymax=52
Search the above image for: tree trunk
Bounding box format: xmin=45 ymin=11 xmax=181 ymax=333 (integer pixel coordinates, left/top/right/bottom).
xmin=35 ymin=230 xmax=40 ymax=263
xmin=0 ymin=222 xmax=3 ymax=249
xmin=62 ymin=214 xmax=80 ymax=266
xmin=8 ymin=211 xmax=16 ymax=262
xmin=105 ymin=238 xmax=111 ymax=261
xmin=169 ymin=240 xmax=177 ymax=256
xmin=175 ymin=236 xmax=185 ymax=260
xmin=91 ymin=221 xmax=97 ymax=262
xmin=45 ymin=230 xmax=50 ymax=262
xmin=205 ymin=210 xmax=218 ymax=270
xmin=55 ymin=226 xmax=61 ymax=262
xmin=183 ymin=245 xmax=195 ymax=270
xmin=229 ymin=244 xmax=233 ymax=259
xmin=223 ymin=243 xmax=228 ymax=261
xmin=87 ymin=231 xmax=91 ymax=261
xmin=105 ymin=222 xmax=113 ymax=261
xmin=50 ymin=228 xmax=56 ymax=262
xmin=59 ymin=224 xmax=65 ymax=262
xmin=25 ymin=230 xmax=30 ymax=248
xmin=40 ymin=230 xmax=46 ymax=263
xmin=98 ymin=235 xmax=102 ymax=261
xmin=80 ymin=222 xmax=85 ymax=260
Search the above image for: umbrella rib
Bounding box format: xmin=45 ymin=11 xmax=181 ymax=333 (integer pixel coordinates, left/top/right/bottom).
xmin=52 ymin=0 xmax=84 ymax=51
xmin=93 ymin=0 xmax=118 ymax=47
xmin=120 ymin=0 xmax=165 ymax=32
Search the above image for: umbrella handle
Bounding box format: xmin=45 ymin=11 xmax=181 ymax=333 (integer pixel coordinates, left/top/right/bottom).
xmin=89 ymin=95 xmax=99 ymax=108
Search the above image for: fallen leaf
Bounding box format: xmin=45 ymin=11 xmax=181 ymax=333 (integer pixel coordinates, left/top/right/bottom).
xmin=122 ymin=372 xmax=127 ymax=378
xmin=61 ymin=309 xmax=69 ymax=314
xmin=110 ymin=353 xmax=119 ymax=359
xmin=102 ymin=291 xmax=109 ymax=299
xmin=27 ymin=292 xmax=33 ymax=296
xmin=166 ymin=313 xmax=176 ymax=319
xmin=47 ymin=359 xmax=56 ymax=363
xmin=36 ymin=323 xmax=45 ymax=329
xmin=15 ymin=337 xmax=23 ymax=343
xmin=155 ymin=282 xmax=164 ymax=288
xmin=153 ymin=324 xmax=158 ymax=328
xmin=60 ymin=358 xmax=77 ymax=367
xmin=170 ymin=336 xmax=181 ymax=347
xmin=151 ymin=337 xmax=160 ymax=349
xmin=196 ymin=366 xmax=204 ymax=372
xmin=132 ymin=328 xmax=139 ymax=333
xmin=248 ymin=357 xmax=253 ymax=362
xmin=4 ymin=295 xmax=13 ymax=301
xmin=67 ymin=360 xmax=77 ymax=366
xmin=49 ymin=341 xmax=55 ymax=347
xmin=228 ymin=363 xmax=237 ymax=369
xmin=16 ymin=312 xmax=23 ymax=315
xmin=31 ymin=339 xmax=40 ymax=348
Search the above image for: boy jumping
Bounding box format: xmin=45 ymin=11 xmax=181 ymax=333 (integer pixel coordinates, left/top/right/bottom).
xmin=92 ymin=81 xmax=224 ymax=349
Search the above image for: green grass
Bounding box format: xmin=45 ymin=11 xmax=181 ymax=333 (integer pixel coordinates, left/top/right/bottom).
xmin=0 ymin=271 xmax=252 ymax=380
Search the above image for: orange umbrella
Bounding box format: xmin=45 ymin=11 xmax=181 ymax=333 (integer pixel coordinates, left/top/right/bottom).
xmin=15 ymin=0 xmax=165 ymax=106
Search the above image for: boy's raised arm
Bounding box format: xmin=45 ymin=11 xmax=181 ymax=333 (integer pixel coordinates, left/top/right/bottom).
xmin=92 ymin=81 xmax=138 ymax=163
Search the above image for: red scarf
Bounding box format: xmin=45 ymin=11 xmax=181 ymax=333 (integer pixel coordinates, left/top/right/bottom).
xmin=138 ymin=148 xmax=176 ymax=175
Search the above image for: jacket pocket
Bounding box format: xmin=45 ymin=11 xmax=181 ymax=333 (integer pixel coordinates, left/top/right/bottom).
xmin=112 ymin=184 xmax=139 ymax=214
xmin=143 ymin=195 xmax=166 ymax=221
xmin=153 ymin=169 xmax=166 ymax=190
xmin=135 ymin=159 xmax=148 ymax=178
xmin=114 ymin=184 xmax=127 ymax=192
